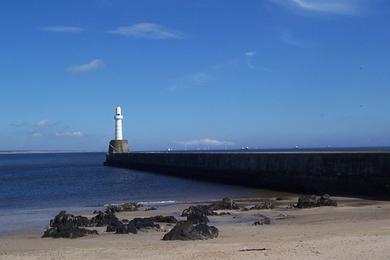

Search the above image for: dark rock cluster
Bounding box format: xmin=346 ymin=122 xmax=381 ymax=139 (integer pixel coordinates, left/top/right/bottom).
xmin=249 ymin=200 xmax=274 ymax=210
xmin=296 ymin=194 xmax=337 ymax=208
xmin=42 ymin=209 xmax=178 ymax=238
xmin=42 ymin=211 xmax=98 ymax=239
xmin=162 ymin=221 xmax=219 ymax=241
xmin=105 ymin=202 xmax=142 ymax=213
xmin=106 ymin=215 xmax=178 ymax=234
xmin=181 ymin=197 xmax=240 ymax=218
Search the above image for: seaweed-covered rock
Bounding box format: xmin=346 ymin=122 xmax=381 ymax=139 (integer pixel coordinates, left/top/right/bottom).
xmin=106 ymin=202 xmax=142 ymax=213
xmin=296 ymin=194 xmax=337 ymax=208
xmin=42 ymin=211 xmax=97 ymax=239
xmin=162 ymin=221 xmax=219 ymax=241
xmin=250 ymin=200 xmax=274 ymax=210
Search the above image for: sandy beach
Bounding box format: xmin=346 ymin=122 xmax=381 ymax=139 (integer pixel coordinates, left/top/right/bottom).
xmin=1 ymin=196 xmax=390 ymax=260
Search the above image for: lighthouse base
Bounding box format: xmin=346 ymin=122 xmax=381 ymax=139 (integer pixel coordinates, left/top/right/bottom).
xmin=108 ymin=140 xmax=129 ymax=154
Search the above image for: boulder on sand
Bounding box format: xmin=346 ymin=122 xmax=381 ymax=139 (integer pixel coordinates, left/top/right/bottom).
xmin=210 ymin=197 xmax=239 ymax=210
xmin=296 ymin=194 xmax=337 ymax=208
xmin=42 ymin=211 xmax=98 ymax=239
xmin=162 ymin=221 xmax=219 ymax=241
xmin=90 ymin=211 xmax=120 ymax=227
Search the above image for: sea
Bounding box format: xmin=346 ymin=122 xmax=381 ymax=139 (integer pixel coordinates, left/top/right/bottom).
xmin=0 ymin=152 xmax=284 ymax=235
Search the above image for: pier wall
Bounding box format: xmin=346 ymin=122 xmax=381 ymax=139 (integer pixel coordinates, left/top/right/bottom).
xmin=105 ymin=152 xmax=390 ymax=197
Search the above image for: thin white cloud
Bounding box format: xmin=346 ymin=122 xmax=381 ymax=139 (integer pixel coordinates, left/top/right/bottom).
xmin=36 ymin=119 xmax=49 ymax=126
xmin=280 ymin=32 xmax=302 ymax=47
xmin=10 ymin=121 xmax=25 ymax=127
xmin=244 ymin=52 xmax=273 ymax=72
xmin=177 ymin=138 xmax=234 ymax=146
xmin=169 ymin=72 xmax=213 ymax=91
xmin=109 ymin=23 xmax=184 ymax=39
xmin=269 ymin=0 xmax=366 ymax=15
xmin=56 ymin=131 xmax=84 ymax=137
xmin=31 ymin=132 xmax=43 ymax=138
xmin=67 ymin=59 xmax=105 ymax=73
xmin=42 ymin=26 xmax=84 ymax=33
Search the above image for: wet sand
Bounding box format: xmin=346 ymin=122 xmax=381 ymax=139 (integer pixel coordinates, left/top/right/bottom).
xmin=1 ymin=196 xmax=390 ymax=259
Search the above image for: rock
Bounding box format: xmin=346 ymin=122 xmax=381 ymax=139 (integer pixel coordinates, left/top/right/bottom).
xmin=106 ymin=202 xmax=142 ymax=213
xmin=181 ymin=205 xmax=216 ymax=217
xmin=106 ymin=215 xmax=176 ymax=234
xmin=210 ymin=197 xmax=239 ymax=210
xmin=318 ymin=194 xmax=338 ymax=207
xmin=42 ymin=211 xmax=98 ymax=239
xmin=90 ymin=211 xmax=120 ymax=227
xmin=49 ymin=211 xmax=91 ymax=228
xmin=187 ymin=211 xmax=209 ymax=224
xmin=252 ymin=215 xmax=271 ymax=225
xmin=145 ymin=207 xmax=157 ymax=211
xmin=250 ymin=200 xmax=274 ymax=210
xmin=296 ymin=194 xmax=337 ymax=208
xmin=115 ymin=222 xmax=137 ymax=234
xmin=162 ymin=221 xmax=219 ymax=241
xmin=147 ymin=215 xmax=178 ymax=224
xmin=132 ymin=218 xmax=160 ymax=230
xmin=296 ymin=195 xmax=318 ymax=208
xmin=42 ymin=225 xmax=98 ymax=239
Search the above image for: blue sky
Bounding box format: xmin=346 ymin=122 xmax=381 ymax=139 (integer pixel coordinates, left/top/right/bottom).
xmin=1 ymin=0 xmax=390 ymax=151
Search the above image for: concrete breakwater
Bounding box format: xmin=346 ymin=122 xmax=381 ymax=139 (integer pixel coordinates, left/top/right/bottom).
xmin=104 ymin=151 xmax=390 ymax=198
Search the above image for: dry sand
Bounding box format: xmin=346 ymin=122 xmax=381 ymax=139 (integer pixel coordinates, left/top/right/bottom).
xmin=1 ymin=196 xmax=390 ymax=260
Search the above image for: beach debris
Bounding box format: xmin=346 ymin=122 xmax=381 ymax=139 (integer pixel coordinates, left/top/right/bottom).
xmin=275 ymin=213 xmax=290 ymax=220
xmin=105 ymin=202 xmax=142 ymax=213
xmin=162 ymin=221 xmax=219 ymax=240
xmin=42 ymin=211 xmax=98 ymax=239
xmin=296 ymin=194 xmax=337 ymax=208
xmin=216 ymin=212 xmax=231 ymax=216
xmin=145 ymin=207 xmax=157 ymax=211
xmin=249 ymin=200 xmax=274 ymax=210
xmin=239 ymin=248 xmax=269 ymax=252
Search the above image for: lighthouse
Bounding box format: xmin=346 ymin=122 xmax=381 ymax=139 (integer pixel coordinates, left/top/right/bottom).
xmin=108 ymin=106 xmax=129 ymax=154
xmin=115 ymin=106 xmax=123 ymax=140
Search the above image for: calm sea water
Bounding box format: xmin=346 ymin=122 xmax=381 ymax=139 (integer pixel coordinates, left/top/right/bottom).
xmin=0 ymin=152 xmax=282 ymax=234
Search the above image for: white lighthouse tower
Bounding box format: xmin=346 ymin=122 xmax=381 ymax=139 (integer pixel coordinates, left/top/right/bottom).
xmin=108 ymin=106 xmax=129 ymax=154
xmin=115 ymin=106 xmax=123 ymax=140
